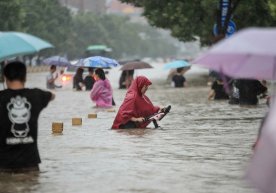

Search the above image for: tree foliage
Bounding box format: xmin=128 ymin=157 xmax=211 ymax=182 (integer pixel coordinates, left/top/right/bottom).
xmin=70 ymin=13 xmax=178 ymax=59
xmin=0 ymin=0 xmax=23 ymax=30
xmin=20 ymin=0 xmax=73 ymax=54
xmin=0 ymin=1 xmax=178 ymax=60
xmin=120 ymin=0 xmax=276 ymax=45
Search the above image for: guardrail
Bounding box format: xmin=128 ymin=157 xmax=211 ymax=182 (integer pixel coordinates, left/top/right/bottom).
xmin=27 ymin=65 xmax=49 ymax=73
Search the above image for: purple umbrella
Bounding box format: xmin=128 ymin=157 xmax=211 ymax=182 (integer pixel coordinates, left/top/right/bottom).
xmin=193 ymin=27 xmax=276 ymax=80
xmin=193 ymin=27 xmax=276 ymax=193
xmin=42 ymin=56 xmax=71 ymax=66
xmin=246 ymin=102 xmax=276 ymax=193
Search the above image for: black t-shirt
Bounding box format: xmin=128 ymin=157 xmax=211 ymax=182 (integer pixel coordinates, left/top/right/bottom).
xmin=0 ymin=88 xmax=52 ymax=169
xmin=172 ymin=74 xmax=186 ymax=88
xmin=84 ymin=76 xmax=95 ymax=91
xmin=73 ymin=75 xmax=84 ymax=90
xmin=211 ymin=81 xmax=229 ymax=100
xmin=236 ymin=79 xmax=267 ymax=105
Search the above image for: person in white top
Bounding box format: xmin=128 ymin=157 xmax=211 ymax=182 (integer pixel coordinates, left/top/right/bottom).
xmin=46 ymin=65 xmax=61 ymax=89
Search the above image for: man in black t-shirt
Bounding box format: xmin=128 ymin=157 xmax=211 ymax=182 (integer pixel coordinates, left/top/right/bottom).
xmin=235 ymin=79 xmax=267 ymax=105
xmin=0 ymin=61 xmax=55 ymax=172
xmin=172 ymin=67 xmax=187 ymax=88
xmin=208 ymin=79 xmax=229 ymax=100
xmin=84 ymin=67 xmax=95 ymax=91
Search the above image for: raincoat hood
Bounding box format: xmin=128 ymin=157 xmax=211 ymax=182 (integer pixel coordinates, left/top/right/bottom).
xmin=127 ymin=76 xmax=152 ymax=96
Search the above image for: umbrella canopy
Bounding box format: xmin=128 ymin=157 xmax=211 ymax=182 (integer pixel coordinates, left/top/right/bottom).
xmin=0 ymin=31 xmax=54 ymax=61
xmin=120 ymin=61 xmax=153 ymax=71
xmin=42 ymin=56 xmax=71 ymax=66
xmin=164 ymin=60 xmax=191 ymax=70
xmin=75 ymin=56 xmax=118 ymax=68
xmin=193 ymin=27 xmax=276 ymax=80
xmin=246 ymin=102 xmax=276 ymax=193
xmin=86 ymin=45 xmax=112 ymax=52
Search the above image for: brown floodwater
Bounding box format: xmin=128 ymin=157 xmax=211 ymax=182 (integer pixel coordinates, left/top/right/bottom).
xmin=0 ymin=68 xmax=267 ymax=193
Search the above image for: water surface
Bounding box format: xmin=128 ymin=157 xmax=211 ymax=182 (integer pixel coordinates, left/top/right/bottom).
xmin=0 ymin=71 xmax=266 ymax=193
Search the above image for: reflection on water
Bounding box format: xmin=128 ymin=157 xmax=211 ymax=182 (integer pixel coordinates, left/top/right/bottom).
xmin=116 ymin=128 xmax=155 ymax=137
xmin=0 ymin=172 xmax=40 ymax=193
xmin=0 ymin=73 xmax=267 ymax=193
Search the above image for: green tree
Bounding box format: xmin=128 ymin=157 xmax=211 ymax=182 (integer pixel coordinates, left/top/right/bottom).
xmin=0 ymin=0 xmax=23 ymax=30
xmin=0 ymin=1 xmax=178 ymax=60
xmin=69 ymin=12 xmax=178 ymax=59
xmin=20 ymin=0 xmax=73 ymax=54
xmin=120 ymin=0 xmax=276 ymax=45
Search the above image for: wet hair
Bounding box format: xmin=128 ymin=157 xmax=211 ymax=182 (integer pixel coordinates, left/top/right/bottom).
xmin=88 ymin=67 xmax=94 ymax=74
xmin=3 ymin=61 xmax=26 ymax=82
xmin=76 ymin=67 xmax=84 ymax=75
xmin=176 ymin=67 xmax=184 ymax=73
xmin=95 ymin=68 xmax=106 ymax=80
xmin=50 ymin=65 xmax=56 ymax=70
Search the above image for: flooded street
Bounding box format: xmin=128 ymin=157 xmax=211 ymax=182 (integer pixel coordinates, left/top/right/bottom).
xmin=0 ymin=66 xmax=267 ymax=193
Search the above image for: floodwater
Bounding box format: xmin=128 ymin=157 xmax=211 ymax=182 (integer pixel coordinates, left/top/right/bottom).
xmin=0 ymin=66 xmax=267 ymax=193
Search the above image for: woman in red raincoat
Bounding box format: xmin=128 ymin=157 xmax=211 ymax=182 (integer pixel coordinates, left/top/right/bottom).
xmin=112 ymin=76 xmax=160 ymax=129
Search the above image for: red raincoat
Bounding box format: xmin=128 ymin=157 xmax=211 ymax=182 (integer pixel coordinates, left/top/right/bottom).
xmin=111 ymin=76 xmax=160 ymax=129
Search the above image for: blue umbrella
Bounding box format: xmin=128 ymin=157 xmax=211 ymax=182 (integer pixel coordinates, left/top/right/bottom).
xmin=42 ymin=56 xmax=71 ymax=66
xmin=75 ymin=56 xmax=118 ymax=68
xmin=164 ymin=60 xmax=191 ymax=70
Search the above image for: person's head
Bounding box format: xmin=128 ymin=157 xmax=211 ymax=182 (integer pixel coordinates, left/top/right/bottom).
xmin=127 ymin=70 xmax=134 ymax=76
xmin=141 ymin=84 xmax=149 ymax=95
xmin=3 ymin=61 xmax=26 ymax=83
xmin=129 ymin=76 xmax=152 ymax=95
xmin=88 ymin=67 xmax=94 ymax=75
xmin=216 ymin=77 xmax=223 ymax=83
xmin=94 ymin=68 xmax=105 ymax=81
xmin=50 ymin=65 xmax=56 ymax=73
xmin=76 ymin=67 xmax=84 ymax=76
xmin=176 ymin=67 xmax=184 ymax=73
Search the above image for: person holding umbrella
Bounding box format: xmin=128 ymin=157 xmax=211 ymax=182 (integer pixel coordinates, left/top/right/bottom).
xmin=119 ymin=70 xmax=134 ymax=89
xmin=84 ymin=67 xmax=95 ymax=91
xmin=73 ymin=67 xmax=85 ymax=91
xmin=172 ymin=67 xmax=188 ymax=88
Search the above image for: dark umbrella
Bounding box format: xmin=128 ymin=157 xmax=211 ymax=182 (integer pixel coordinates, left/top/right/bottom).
xmin=120 ymin=61 xmax=153 ymax=71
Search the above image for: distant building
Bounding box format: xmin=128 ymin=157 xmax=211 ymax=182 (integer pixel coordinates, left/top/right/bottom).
xmin=106 ymin=0 xmax=142 ymax=16
xmin=59 ymin=0 xmax=106 ymax=13
xmin=106 ymin=0 xmax=146 ymax=24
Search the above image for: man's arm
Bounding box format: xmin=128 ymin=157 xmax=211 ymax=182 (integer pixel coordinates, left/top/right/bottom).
xmin=50 ymin=92 xmax=55 ymax=101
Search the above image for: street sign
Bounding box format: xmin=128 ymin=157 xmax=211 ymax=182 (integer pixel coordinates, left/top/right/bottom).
xmin=221 ymin=0 xmax=229 ymax=26
xmin=213 ymin=20 xmax=236 ymax=37
xmin=213 ymin=0 xmax=236 ymax=37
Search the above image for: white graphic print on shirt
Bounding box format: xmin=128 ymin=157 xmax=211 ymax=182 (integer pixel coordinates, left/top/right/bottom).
xmin=6 ymin=96 xmax=32 ymax=142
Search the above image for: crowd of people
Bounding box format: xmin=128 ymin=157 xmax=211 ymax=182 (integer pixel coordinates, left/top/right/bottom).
xmin=0 ymin=61 xmax=166 ymax=172
xmin=207 ymin=71 xmax=268 ymax=106
xmin=0 ymin=61 xmax=270 ymax=173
